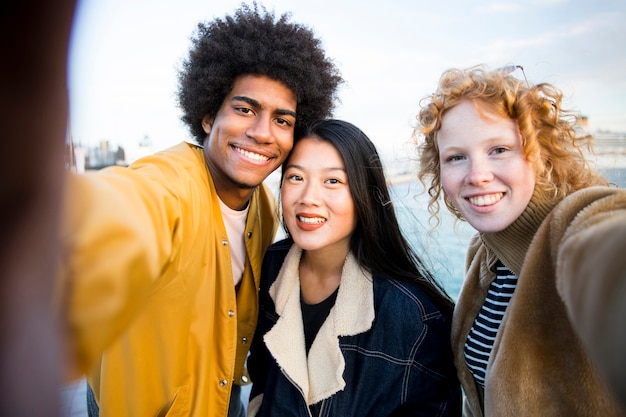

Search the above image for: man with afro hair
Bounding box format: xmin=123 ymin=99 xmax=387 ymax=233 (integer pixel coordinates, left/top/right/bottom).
xmin=58 ymin=3 xmax=342 ymax=417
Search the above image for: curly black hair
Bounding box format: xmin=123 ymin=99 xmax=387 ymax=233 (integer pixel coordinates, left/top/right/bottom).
xmin=177 ymin=2 xmax=343 ymax=144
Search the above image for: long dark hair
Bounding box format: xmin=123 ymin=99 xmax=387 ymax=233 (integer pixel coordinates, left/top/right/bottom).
xmin=282 ymin=119 xmax=455 ymax=318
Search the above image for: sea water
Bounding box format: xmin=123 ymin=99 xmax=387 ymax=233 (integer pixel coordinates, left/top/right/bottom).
xmin=390 ymin=180 xmax=473 ymax=300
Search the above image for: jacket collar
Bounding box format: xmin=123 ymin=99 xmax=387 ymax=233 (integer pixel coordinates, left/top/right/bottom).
xmin=480 ymin=189 xmax=556 ymax=276
xmin=264 ymin=245 xmax=375 ymax=405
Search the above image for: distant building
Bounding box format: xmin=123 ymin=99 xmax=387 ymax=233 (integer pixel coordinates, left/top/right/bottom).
xmin=593 ymin=130 xmax=626 ymax=155
xmin=73 ymin=140 xmax=128 ymax=172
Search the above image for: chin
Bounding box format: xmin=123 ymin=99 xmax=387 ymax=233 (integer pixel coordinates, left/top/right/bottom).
xmin=232 ymin=178 xmax=260 ymax=190
xmin=472 ymin=223 xmax=510 ymax=234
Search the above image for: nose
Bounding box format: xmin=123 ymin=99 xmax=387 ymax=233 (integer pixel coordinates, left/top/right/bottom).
xmin=466 ymin=158 xmax=493 ymax=185
xmin=299 ymin=180 xmax=321 ymax=206
xmin=246 ymin=113 xmax=273 ymax=143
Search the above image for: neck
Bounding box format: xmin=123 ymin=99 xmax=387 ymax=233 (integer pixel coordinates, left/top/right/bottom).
xmin=299 ymin=248 xmax=347 ymax=304
xmin=216 ymin=187 xmax=253 ymax=211
xmin=204 ymin=148 xmax=256 ymax=211
xmin=210 ymin=170 xmax=255 ymax=210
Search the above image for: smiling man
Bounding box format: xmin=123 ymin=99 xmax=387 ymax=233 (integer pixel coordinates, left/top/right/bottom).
xmin=58 ymin=4 xmax=341 ymax=417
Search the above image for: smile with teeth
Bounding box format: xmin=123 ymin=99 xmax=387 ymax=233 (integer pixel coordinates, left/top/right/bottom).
xmin=297 ymin=215 xmax=326 ymax=224
xmin=234 ymin=146 xmax=269 ymax=162
xmin=468 ymin=192 xmax=504 ymax=206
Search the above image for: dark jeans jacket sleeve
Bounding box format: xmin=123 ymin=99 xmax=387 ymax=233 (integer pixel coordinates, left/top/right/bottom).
xmin=247 ymin=239 xmax=291 ymax=403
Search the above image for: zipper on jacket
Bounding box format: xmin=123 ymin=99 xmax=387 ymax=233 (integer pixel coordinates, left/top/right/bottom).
xmin=281 ymin=368 xmax=314 ymax=417
xmin=317 ymin=399 xmax=328 ymax=417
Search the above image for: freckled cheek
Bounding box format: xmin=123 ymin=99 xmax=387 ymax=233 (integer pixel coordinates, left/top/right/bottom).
xmin=439 ymin=170 xmax=458 ymax=196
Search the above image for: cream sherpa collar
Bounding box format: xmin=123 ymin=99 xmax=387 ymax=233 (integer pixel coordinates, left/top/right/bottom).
xmin=264 ymin=245 xmax=375 ymax=405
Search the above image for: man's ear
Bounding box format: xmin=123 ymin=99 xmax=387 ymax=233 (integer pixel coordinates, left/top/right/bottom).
xmin=201 ymin=115 xmax=213 ymax=134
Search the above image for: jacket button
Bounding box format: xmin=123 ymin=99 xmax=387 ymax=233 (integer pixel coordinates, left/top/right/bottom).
xmin=241 ymin=375 xmax=249 ymax=383
xmin=228 ymin=310 xmax=235 ymax=317
xmin=241 ymin=337 xmax=248 ymax=345
xmin=222 ymin=239 xmax=229 ymax=246
xmin=219 ymin=379 xmax=228 ymax=387
xmin=247 ymin=231 xmax=252 ymax=238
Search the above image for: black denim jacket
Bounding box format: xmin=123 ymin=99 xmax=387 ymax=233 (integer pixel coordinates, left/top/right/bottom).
xmin=247 ymin=239 xmax=461 ymax=417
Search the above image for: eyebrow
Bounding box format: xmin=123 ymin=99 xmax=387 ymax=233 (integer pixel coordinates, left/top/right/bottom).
xmin=232 ymin=95 xmax=297 ymax=119
xmin=439 ymin=136 xmax=518 ymax=153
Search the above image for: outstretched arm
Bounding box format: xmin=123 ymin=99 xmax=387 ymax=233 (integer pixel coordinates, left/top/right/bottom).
xmin=557 ymin=189 xmax=626 ymax=412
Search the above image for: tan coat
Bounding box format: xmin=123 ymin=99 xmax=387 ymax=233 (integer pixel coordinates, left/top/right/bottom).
xmin=58 ymin=142 xmax=278 ymax=417
xmin=453 ymin=186 xmax=626 ymax=416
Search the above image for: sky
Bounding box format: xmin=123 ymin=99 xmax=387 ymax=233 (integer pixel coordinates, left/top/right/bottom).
xmin=68 ymin=0 xmax=626 ymax=165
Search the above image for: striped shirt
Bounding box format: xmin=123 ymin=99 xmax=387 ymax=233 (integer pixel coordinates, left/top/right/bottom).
xmin=464 ymin=260 xmax=518 ymax=387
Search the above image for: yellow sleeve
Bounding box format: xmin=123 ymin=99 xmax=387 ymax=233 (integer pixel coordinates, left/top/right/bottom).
xmin=58 ymin=165 xmax=180 ymax=374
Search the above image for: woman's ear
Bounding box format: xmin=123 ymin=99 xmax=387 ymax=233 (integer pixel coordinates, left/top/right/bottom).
xmin=201 ymin=115 xmax=213 ymax=134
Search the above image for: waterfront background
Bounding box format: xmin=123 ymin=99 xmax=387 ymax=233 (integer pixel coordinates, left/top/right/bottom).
xmin=69 ymin=0 xmax=626 ymax=166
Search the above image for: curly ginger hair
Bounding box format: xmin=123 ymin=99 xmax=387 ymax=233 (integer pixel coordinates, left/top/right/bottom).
xmin=415 ymin=65 xmax=607 ymax=227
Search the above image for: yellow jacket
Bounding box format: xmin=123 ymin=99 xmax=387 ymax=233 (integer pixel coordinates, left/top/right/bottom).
xmin=59 ymin=142 xmax=278 ymax=416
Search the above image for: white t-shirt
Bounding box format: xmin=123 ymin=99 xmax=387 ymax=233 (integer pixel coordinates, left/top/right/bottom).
xmin=218 ymin=198 xmax=249 ymax=286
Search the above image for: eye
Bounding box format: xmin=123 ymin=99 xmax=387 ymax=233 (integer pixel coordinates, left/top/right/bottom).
xmin=275 ymin=117 xmax=293 ymax=127
xmin=491 ymin=146 xmax=509 ymax=155
xmin=445 ymin=154 xmax=465 ymax=162
xmin=324 ymin=176 xmax=347 ymax=186
xmin=235 ymin=106 xmax=254 ymax=115
xmin=285 ymin=173 xmax=303 ymax=182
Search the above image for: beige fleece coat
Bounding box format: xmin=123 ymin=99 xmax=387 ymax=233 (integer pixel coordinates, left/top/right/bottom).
xmin=452 ymin=186 xmax=626 ymax=416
